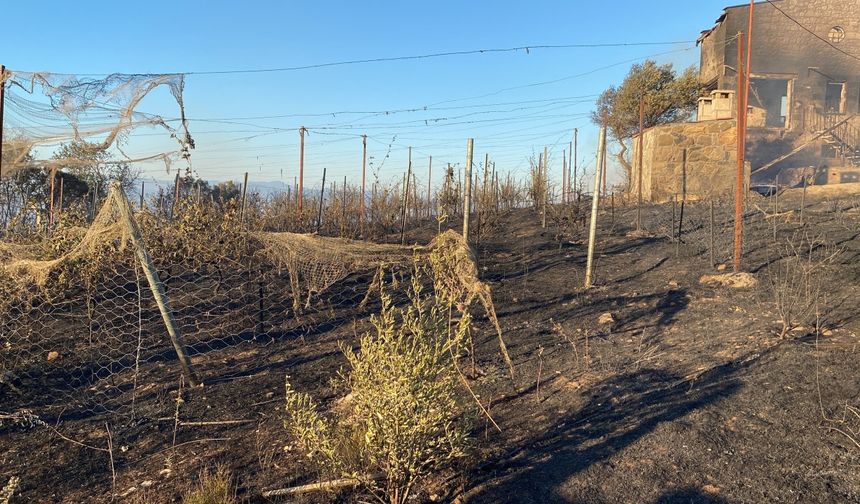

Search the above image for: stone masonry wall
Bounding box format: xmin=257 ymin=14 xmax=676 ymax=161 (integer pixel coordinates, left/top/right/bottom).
xmin=632 ymin=119 xmax=739 ymax=202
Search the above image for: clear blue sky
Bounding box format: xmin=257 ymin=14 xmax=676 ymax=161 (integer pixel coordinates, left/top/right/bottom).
xmin=3 ymin=0 xmax=730 ymax=191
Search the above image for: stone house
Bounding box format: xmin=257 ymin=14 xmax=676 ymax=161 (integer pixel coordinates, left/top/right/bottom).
xmin=698 ymin=0 xmax=860 ymax=185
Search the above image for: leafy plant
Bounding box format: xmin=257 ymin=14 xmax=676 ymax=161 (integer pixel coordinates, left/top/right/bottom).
xmin=283 ymin=270 xmax=472 ymax=504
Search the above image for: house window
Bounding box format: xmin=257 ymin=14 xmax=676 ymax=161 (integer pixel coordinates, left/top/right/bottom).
xmin=829 ymin=26 xmax=846 ymax=44
xmin=825 ymin=82 xmax=846 ymax=114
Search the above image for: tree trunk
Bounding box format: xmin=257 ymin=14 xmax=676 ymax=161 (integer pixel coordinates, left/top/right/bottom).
xmin=614 ymin=141 xmax=633 ymax=191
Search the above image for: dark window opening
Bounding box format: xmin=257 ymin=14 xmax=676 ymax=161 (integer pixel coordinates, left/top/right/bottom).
xmin=749 ymin=78 xmax=790 ymax=128
xmin=822 ymin=144 xmax=839 ymax=159
xmin=825 ymin=82 xmax=846 ymax=114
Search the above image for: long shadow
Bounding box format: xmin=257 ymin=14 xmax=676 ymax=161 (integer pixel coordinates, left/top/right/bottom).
xmin=465 ymin=355 xmax=751 ymax=503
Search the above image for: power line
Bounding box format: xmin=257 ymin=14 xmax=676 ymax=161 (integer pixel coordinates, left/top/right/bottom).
xmin=763 ymin=0 xmax=860 ymax=62
xmin=25 ymin=41 xmax=695 ymax=77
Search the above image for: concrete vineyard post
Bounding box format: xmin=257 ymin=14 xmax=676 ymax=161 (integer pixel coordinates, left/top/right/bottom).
xmin=585 ymin=127 xmax=606 ymax=289
xmin=463 ymin=139 xmax=474 ymax=242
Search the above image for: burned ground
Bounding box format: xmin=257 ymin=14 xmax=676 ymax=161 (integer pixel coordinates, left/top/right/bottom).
xmin=2 ymin=190 xmax=860 ymax=503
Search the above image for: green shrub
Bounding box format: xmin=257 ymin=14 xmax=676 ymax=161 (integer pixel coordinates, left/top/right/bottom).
xmin=284 ymin=270 xmax=472 ymax=504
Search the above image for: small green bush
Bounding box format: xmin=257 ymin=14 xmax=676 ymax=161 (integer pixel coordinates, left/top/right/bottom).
xmin=284 ymin=269 xmax=472 ymax=504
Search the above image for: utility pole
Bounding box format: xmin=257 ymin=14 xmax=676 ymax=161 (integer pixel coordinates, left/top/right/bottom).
xmin=463 ymin=139 xmax=474 ymax=242
xmin=360 ymin=134 xmax=367 ymax=237
xmin=585 ymin=127 xmax=607 ymax=289
xmin=298 ymin=126 xmax=306 ymax=213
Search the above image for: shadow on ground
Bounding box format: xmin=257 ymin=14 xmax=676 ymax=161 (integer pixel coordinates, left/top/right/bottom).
xmin=464 ymin=356 xmax=751 ymax=503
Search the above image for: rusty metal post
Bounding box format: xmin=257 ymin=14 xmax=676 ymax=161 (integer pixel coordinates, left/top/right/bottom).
xmin=360 ymin=134 xmax=367 ymax=237
xmin=140 ymin=181 xmax=145 ymax=210
xmin=733 ymin=32 xmax=747 ymax=273
xmin=240 ymin=171 xmax=249 ymax=224
xmin=585 ymin=127 xmax=606 ymax=289
xmin=463 ymin=139 xmax=474 ymax=242
xmin=58 ymin=176 xmax=64 ymax=221
xmin=298 ymin=127 xmax=306 ymax=213
xmin=48 ymin=172 xmax=55 ymax=228
xmin=171 ymin=172 xmax=180 ymax=220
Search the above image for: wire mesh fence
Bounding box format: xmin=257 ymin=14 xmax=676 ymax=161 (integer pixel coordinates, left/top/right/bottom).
xmin=0 ymin=183 xmax=510 ymax=438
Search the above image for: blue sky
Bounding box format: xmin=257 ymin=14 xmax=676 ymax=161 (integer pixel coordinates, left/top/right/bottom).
xmin=3 ymin=0 xmax=731 ymax=191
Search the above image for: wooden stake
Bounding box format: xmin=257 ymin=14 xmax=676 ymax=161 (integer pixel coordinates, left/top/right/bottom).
xmin=298 ymin=127 xmax=306 ymax=213
xmin=317 ymin=167 xmax=326 ymax=233
xmin=110 ymin=184 xmax=198 ymax=386
xmin=360 ymin=134 xmax=367 ymax=237
xmin=637 ymin=97 xmax=645 ymax=231
xmin=400 ymin=148 xmax=412 ymax=245
xmin=240 ymin=171 xmax=249 ymax=224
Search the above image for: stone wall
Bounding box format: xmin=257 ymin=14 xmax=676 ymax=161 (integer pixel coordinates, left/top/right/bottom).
xmin=632 ymin=119 xmax=741 ymax=202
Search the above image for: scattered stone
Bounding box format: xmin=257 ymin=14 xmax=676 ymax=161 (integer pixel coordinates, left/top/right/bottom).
xmin=716 ymin=264 xmax=727 ymax=272
xmin=668 ymin=280 xmax=679 ymax=288
xmin=702 ymin=484 xmax=721 ymax=495
xmin=119 ymin=487 xmax=137 ymax=498
xmin=140 ymin=480 xmax=154 ymax=488
xmin=699 ymin=272 xmax=757 ymax=289
xmin=159 ymin=468 xmax=172 ymax=478
xmin=47 ymin=351 xmax=59 ymax=362
xmin=598 ymin=312 xmax=616 ymax=325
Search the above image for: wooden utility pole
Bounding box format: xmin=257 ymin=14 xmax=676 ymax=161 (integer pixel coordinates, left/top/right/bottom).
xmin=585 ymin=127 xmax=607 ymax=289
xmin=637 ymin=97 xmax=645 ymax=231
xmin=298 ymin=127 xmax=306 ymax=213
xmin=463 ymin=139 xmax=474 ymax=242
xmin=360 ymin=134 xmax=367 ymax=237
xmin=111 ymin=183 xmax=198 ymax=386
